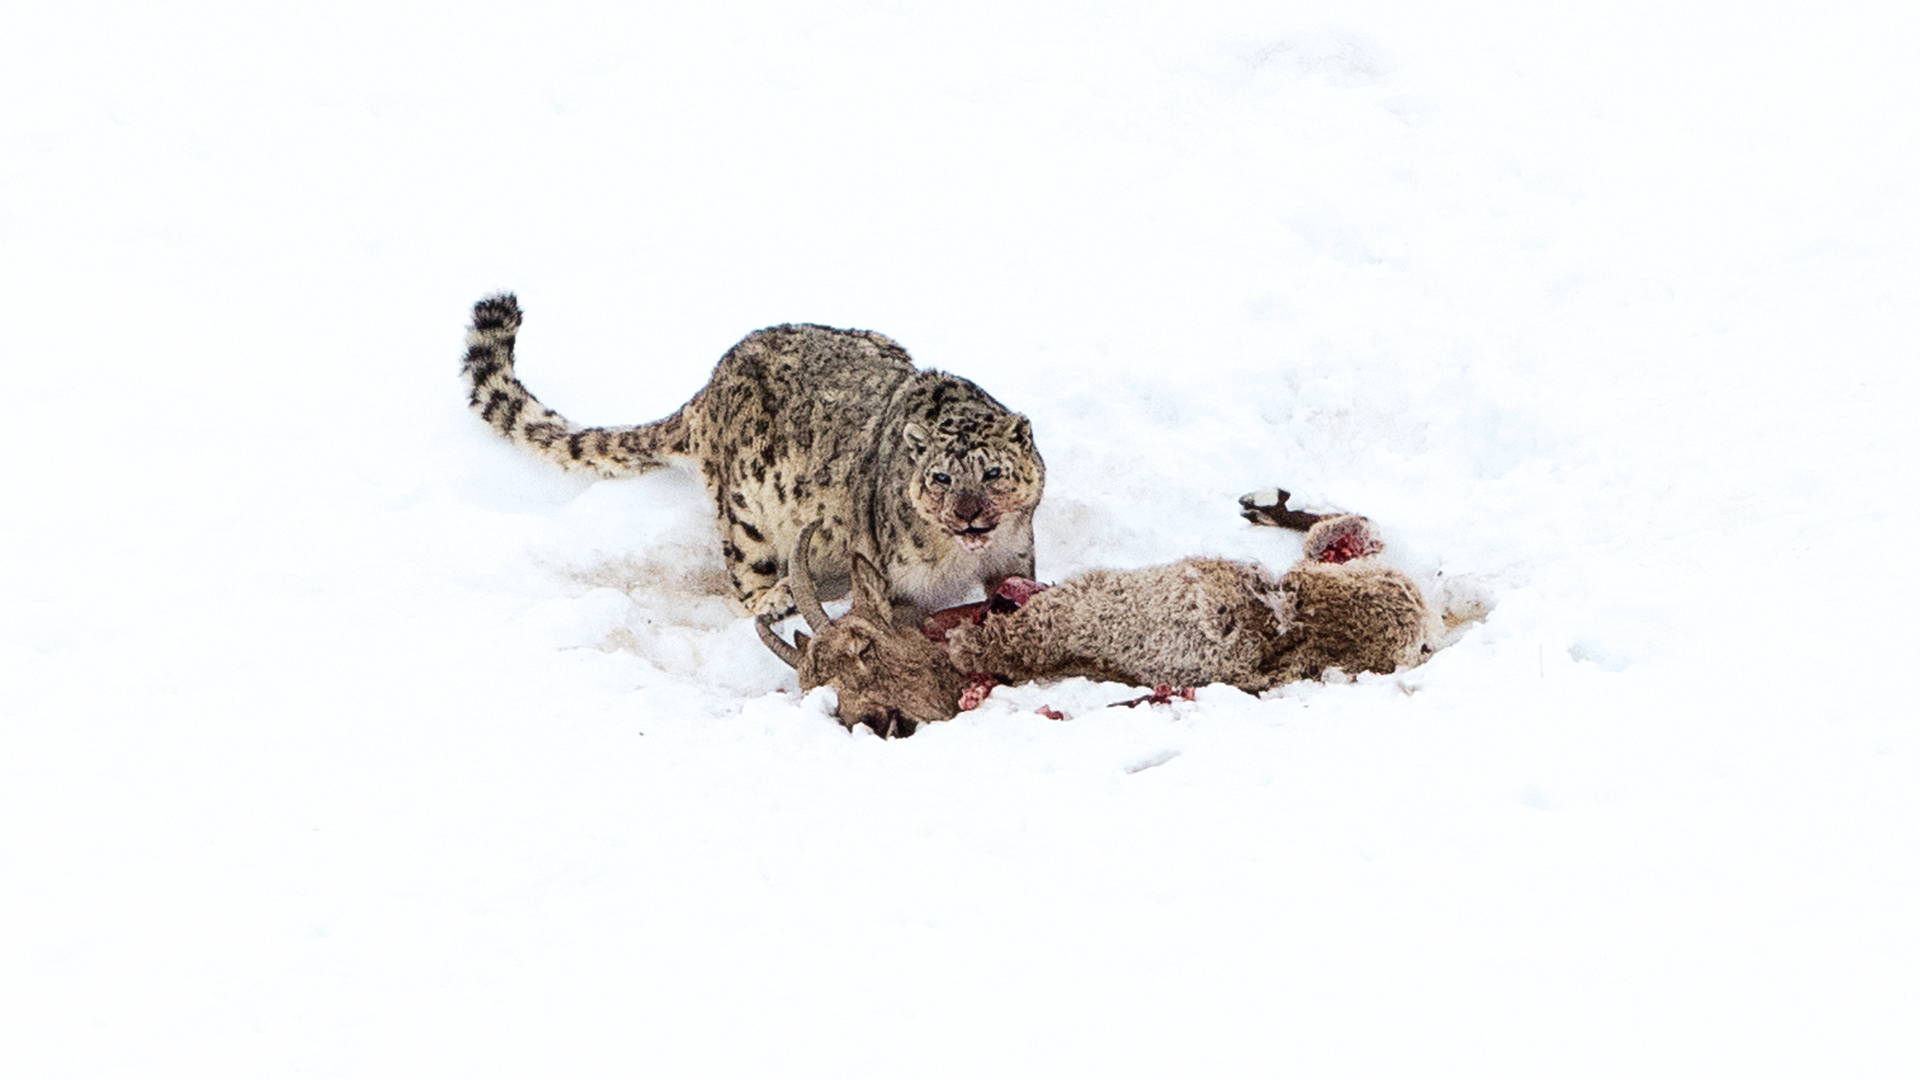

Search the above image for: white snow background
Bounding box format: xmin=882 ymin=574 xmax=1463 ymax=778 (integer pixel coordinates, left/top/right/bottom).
xmin=4 ymin=1 xmax=1917 ymax=1076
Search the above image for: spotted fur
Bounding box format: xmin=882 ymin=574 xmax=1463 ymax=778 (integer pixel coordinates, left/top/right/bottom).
xmin=462 ymin=293 xmax=1043 ymax=618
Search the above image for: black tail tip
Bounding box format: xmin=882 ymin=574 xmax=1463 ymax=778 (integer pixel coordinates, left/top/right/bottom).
xmin=472 ymin=292 xmax=522 ymax=334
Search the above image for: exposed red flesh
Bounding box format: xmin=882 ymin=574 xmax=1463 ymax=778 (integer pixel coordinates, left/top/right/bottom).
xmin=1313 ymin=522 xmax=1382 ymax=564
xmin=958 ymin=673 xmax=1000 ymax=711
xmin=920 ymin=577 xmax=1051 ymax=643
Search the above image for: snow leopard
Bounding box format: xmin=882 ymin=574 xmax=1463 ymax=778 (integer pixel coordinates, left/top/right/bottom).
xmin=461 ymin=293 xmax=1044 ymax=622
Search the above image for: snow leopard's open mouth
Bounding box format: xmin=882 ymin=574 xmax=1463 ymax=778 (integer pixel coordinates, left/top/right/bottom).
xmin=953 ymin=524 xmax=996 ymax=550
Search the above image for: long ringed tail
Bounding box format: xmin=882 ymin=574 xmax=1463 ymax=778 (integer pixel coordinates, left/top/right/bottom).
xmin=462 ymin=293 xmax=687 ymax=478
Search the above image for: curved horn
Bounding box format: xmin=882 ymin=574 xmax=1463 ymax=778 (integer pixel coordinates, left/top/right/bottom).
xmin=789 ymin=521 xmax=832 ymax=634
xmin=755 ymin=614 xmax=800 ymax=669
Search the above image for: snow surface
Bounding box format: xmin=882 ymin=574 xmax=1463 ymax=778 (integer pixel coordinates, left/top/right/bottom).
xmin=4 ymin=1 xmax=1918 ymax=1076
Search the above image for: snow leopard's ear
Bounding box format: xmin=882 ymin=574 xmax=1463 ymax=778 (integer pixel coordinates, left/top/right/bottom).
xmin=1006 ymin=415 xmax=1033 ymax=448
xmin=902 ymin=421 xmax=929 ymax=452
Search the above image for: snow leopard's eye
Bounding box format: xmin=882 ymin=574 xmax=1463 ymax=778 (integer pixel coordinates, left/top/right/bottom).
xmin=982 ymin=466 xmax=1002 ymax=481
xmin=931 ymin=471 xmax=952 ymax=486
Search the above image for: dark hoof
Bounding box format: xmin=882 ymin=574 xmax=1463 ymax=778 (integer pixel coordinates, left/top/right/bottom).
xmin=1238 ymin=487 xmax=1329 ymax=531
xmin=847 ymin=707 xmax=918 ymax=739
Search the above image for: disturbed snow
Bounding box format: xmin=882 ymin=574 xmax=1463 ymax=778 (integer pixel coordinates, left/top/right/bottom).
xmin=3 ymin=1 xmax=1916 ymax=1076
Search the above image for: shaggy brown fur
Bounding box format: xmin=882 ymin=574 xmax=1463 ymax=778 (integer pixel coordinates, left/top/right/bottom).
xmin=762 ymin=514 xmax=1440 ymax=734
xmin=945 ymin=516 xmax=1435 ymax=694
